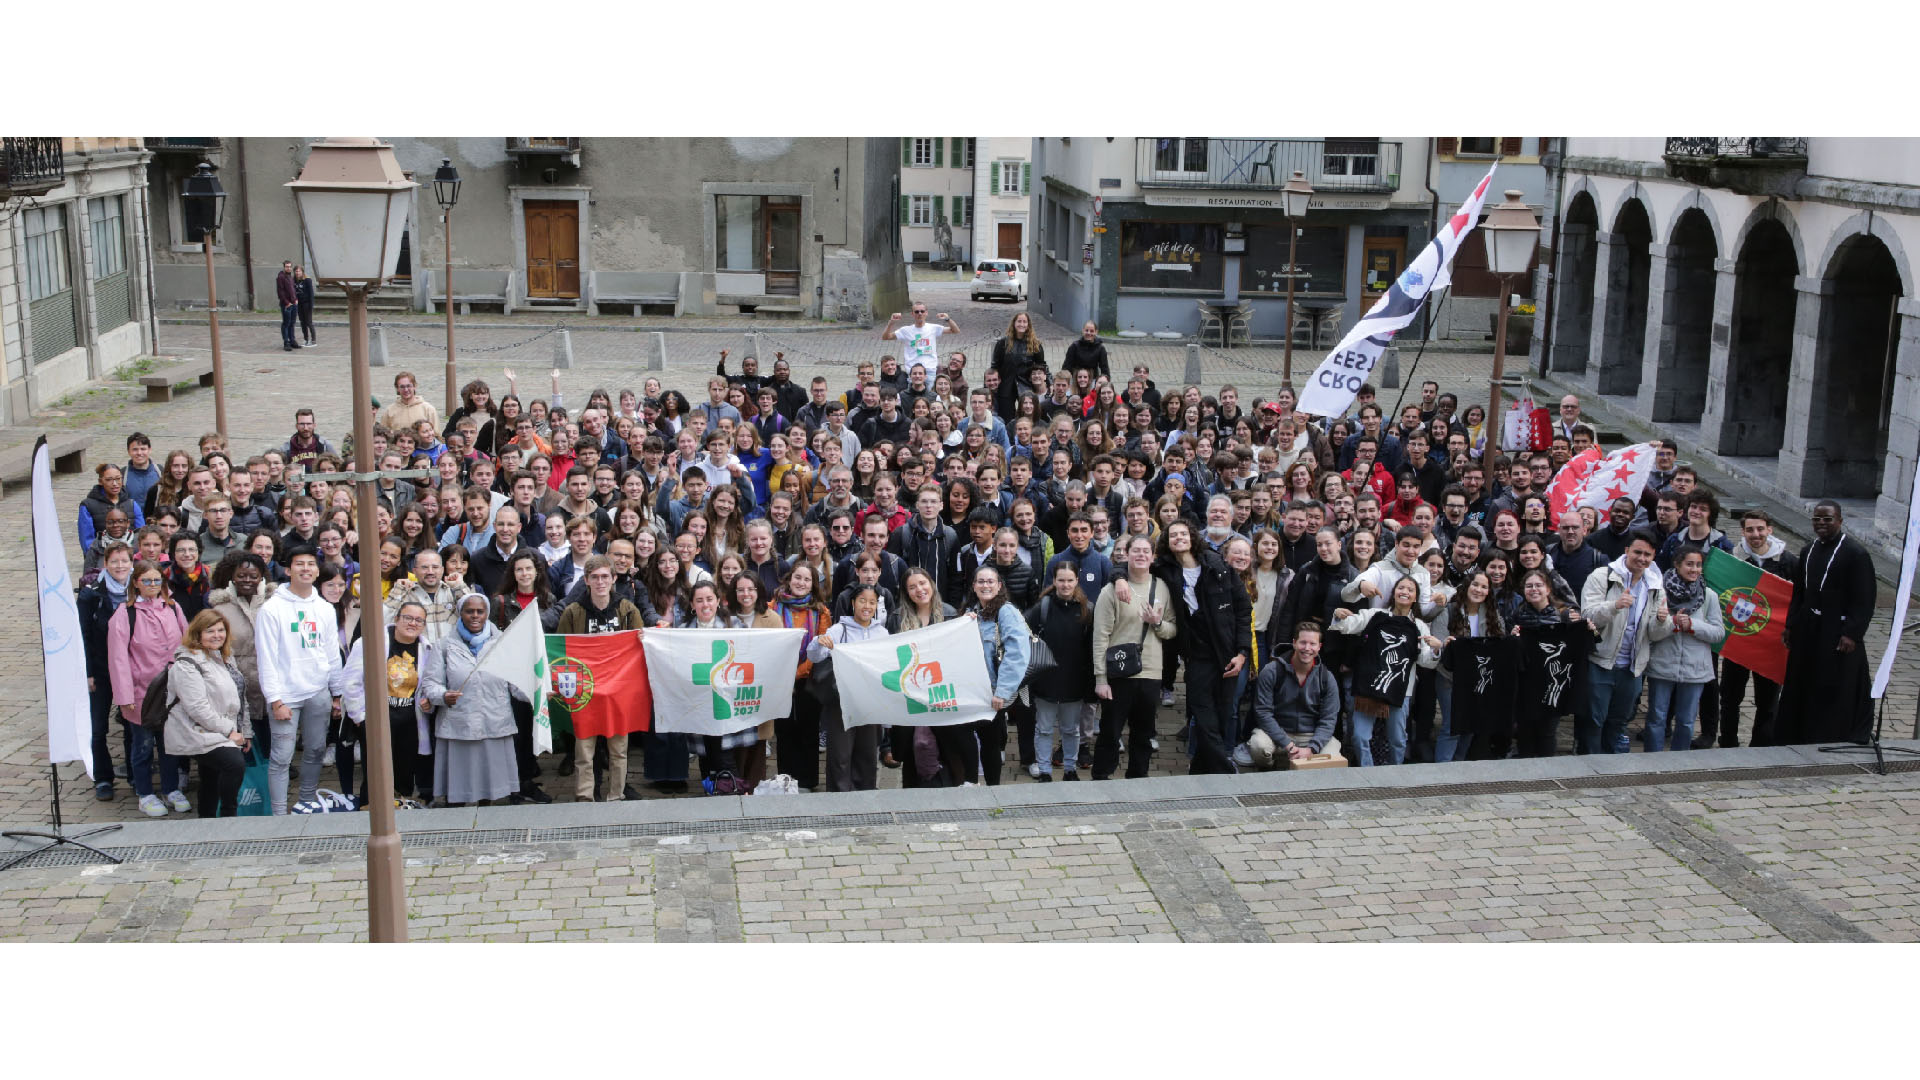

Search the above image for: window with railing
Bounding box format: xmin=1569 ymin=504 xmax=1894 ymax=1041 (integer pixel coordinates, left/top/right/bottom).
xmin=1151 ymin=138 xmax=1210 ymax=177
xmin=89 ymin=195 xmax=133 ymax=330
xmin=1321 ymin=138 xmax=1380 ymax=178
xmin=24 ymin=206 xmax=78 ymax=362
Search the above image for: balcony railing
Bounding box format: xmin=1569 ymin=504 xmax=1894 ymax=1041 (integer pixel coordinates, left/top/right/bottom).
xmin=1135 ymin=138 xmax=1402 ymax=193
xmin=146 ymin=137 xmax=224 ymax=154
xmin=0 ymin=136 xmax=66 ymax=198
xmin=1663 ymin=138 xmax=1808 ymax=161
xmin=507 ymin=137 xmax=581 ymax=154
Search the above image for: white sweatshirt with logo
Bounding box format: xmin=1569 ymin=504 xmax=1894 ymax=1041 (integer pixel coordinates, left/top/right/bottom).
xmin=254 ymin=585 xmax=343 ymax=707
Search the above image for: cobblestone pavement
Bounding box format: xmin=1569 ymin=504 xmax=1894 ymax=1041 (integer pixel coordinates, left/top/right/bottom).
xmin=1 ymin=770 xmax=1913 ymax=942
xmin=3 ymin=291 xmax=1918 ymax=830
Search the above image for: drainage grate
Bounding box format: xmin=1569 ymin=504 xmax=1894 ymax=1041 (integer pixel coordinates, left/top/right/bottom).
xmin=1561 ymin=765 xmax=1860 ymax=789
xmin=1861 ymin=757 xmax=1920 ymax=774
xmin=1240 ymin=787 xmax=1391 ymax=807
xmin=401 ymin=829 xmax=532 ymax=848
xmin=0 ymin=845 xmax=133 ymax=870
xmin=889 ymin=808 xmax=997 ymax=824
xmin=995 ymin=796 xmax=1242 ymax=820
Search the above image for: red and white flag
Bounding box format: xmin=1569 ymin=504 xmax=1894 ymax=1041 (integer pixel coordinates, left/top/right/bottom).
xmin=1548 ymin=443 xmax=1656 ymax=526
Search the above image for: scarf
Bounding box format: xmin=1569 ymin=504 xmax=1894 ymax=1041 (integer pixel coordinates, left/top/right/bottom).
xmin=453 ymin=610 xmax=496 ymax=655
xmin=774 ymin=594 xmax=823 ymax=659
xmin=1663 ymin=568 xmax=1705 ymax=615
xmin=102 ymin=570 xmax=129 ymax=603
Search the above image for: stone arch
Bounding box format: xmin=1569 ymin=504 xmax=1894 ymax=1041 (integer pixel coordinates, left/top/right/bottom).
xmin=1663 ymin=189 xmax=1726 ymax=260
xmin=1816 ymin=210 xmax=1915 ymax=297
xmin=1731 ymin=199 xmax=1808 ymax=278
xmin=1561 ymin=176 xmax=1600 ymax=229
xmin=1643 ymin=206 xmax=1718 ymax=421
xmin=1594 ymin=197 xmax=1653 ymax=395
xmin=1717 ymin=217 xmax=1799 ymax=455
xmin=1549 ymin=189 xmax=1601 ymax=374
xmin=1803 ymin=232 xmax=1904 ymax=498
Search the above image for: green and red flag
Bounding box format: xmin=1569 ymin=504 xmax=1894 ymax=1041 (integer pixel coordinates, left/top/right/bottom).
xmin=1703 ymin=548 xmax=1793 ymax=683
xmin=545 ymin=632 xmax=653 ymax=740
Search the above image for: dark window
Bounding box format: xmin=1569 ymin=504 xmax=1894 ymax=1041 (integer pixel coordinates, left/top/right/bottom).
xmin=1120 ymin=221 xmax=1223 ymax=292
xmin=1457 ymin=137 xmax=1498 ymax=156
xmin=1244 ymin=224 xmax=1344 ymax=295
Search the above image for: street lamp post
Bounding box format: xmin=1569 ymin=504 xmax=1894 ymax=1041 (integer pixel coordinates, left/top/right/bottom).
xmin=1280 ymin=170 xmax=1314 ymax=387
xmin=287 ymin=138 xmax=418 ymax=943
xmin=1481 ymin=189 xmax=1542 ymax=446
xmin=182 ymin=162 xmax=228 ymax=438
xmin=433 ymin=159 xmax=462 ymax=416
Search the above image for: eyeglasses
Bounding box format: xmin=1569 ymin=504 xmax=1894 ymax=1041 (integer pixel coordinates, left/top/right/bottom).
xmin=396 ymin=614 xmax=426 ymax=625
xmin=137 ymin=578 xmax=164 ymax=586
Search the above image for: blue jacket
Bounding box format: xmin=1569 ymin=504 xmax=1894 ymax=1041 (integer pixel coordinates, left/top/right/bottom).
xmin=1046 ymin=545 xmax=1114 ymax=601
xmin=974 ymin=602 xmax=1031 ymax=702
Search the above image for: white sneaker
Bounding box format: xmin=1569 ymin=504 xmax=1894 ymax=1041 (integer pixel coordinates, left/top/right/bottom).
xmin=165 ymin=790 xmax=191 ymax=813
xmin=1027 ymin=762 xmax=1045 ymax=780
xmin=138 ymin=794 xmax=167 ymax=818
xmin=322 ymin=745 xmax=336 ymax=767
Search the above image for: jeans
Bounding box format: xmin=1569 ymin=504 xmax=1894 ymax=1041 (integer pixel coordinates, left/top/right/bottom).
xmin=1186 ymin=661 xmax=1239 ymax=775
xmin=1033 ymin=698 xmax=1084 ymax=772
xmin=1350 ymin=695 xmax=1411 ymax=767
xmin=297 ymin=302 xmax=315 ymax=344
xmin=1644 ymin=679 xmax=1705 ymax=752
xmin=280 ymin=304 xmax=299 ymax=347
xmin=268 ymin=690 xmax=332 ymax=813
xmin=123 ymin=718 xmax=183 ymax=798
xmin=196 ymin=745 xmax=246 ymax=817
xmin=1586 ymin=663 xmax=1643 ymax=755
xmin=1433 ymin=679 xmax=1473 ymax=762
xmin=1094 ymin=679 xmax=1159 ymax=780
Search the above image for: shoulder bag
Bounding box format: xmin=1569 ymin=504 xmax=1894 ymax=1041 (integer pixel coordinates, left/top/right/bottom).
xmin=1103 ymin=580 xmax=1158 ymax=680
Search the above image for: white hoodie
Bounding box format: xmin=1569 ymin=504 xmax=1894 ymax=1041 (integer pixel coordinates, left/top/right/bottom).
xmin=254 ymin=584 xmax=343 ymax=708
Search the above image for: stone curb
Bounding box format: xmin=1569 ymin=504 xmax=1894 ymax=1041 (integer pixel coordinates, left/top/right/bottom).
xmin=11 ymin=741 xmax=1909 ymax=855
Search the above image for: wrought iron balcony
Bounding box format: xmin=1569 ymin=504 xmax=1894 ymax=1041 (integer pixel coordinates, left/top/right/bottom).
xmin=0 ymin=137 xmax=66 ymax=199
xmin=1135 ymin=138 xmax=1402 ymax=193
xmin=1663 ymin=138 xmax=1807 ymax=196
xmin=146 ymin=137 xmax=224 ymax=154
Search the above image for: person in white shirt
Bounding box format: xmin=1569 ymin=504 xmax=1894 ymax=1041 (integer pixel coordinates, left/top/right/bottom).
xmin=253 ymin=546 xmax=343 ymax=814
xmin=879 ymin=302 xmax=959 ymax=377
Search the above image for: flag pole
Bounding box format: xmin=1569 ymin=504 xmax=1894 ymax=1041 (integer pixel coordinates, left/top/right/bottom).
xmin=1 ymin=437 xmax=124 ymax=872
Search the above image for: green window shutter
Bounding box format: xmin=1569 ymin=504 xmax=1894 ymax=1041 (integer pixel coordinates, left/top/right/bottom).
xmin=902 ymin=138 xmax=911 ymax=166
xmin=958 ymin=196 xmax=968 ymax=225
xmin=950 ymin=137 xmax=961 ymax=165
xmin=900 ymin=194 xmax=909 ymax=223
xmin=933 ymin=195 xmax=944 ymax=222
xmin=989 ymin=162 xmax=1000 ymax=191
xmin=1022 ymin=162 xmax=1031 ymax=195
xmin=932 ymin=139 xmax=941 ymax=167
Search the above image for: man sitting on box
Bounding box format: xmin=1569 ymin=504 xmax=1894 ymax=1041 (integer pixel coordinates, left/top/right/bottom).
xmin=1241 ymin=620 xmax=1343 ymax=768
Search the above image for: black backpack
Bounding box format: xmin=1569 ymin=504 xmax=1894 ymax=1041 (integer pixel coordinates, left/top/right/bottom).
xmin=139 ymin=662 xmax=175 ymax=739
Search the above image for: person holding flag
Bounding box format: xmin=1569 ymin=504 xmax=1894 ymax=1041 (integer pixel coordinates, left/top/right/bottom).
xmin=1701 ymin=510 xmax=1795 ymax=748
xmin=421 ymin=594 xmax=527 ymax=806
xmin=488 ymin=550 xmax=557 ymax=802
xmin=1643 ymin=545 xmax=1726 ymax=752
xmin=554 ymin=556 xmax=651 ymax=801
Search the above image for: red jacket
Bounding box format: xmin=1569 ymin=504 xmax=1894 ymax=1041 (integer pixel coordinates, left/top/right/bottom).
xmin=276 ymin=270 xmax=298 ymax=308
xmin=1344 ymin=462 xmax=1395 ymax=508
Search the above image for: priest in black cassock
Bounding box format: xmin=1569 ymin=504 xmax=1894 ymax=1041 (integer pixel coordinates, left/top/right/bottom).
xmin=1777 ymin=501 xmax=1877 ymax=744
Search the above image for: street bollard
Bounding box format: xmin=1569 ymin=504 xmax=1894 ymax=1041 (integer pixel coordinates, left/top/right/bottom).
xmin=369 ymin=324 xmax=388 ymax=367
xmin=1379 ymin=345 xmax=1400 ymax=389
xmin=553 ymin=328 xmax=573 ymax=370
xmin=1184 ymin=342 xmax=1203 ymax=386
xmin=646 ymin=331 xmax=667 ymax=371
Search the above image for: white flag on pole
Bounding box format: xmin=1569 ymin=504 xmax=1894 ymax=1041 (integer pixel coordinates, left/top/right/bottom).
xmin=1297 ymin=164 xmax=1499 ymax=418
xmin=33 ymin=438 xmax=94 ymax=778
xmin=642 ymin=627 xmax=805 ymax=736
xmin=832 ymin=618 xmax=997 ymax=729
xmin=474 ymin=601 xmax=551 ymax=752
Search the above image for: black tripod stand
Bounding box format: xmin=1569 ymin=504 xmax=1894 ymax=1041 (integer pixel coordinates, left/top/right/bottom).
xmin=0 ymin=763 xmax=122 ymax=872
xmin=1819 ymin=697 xmax=1920 ymax=776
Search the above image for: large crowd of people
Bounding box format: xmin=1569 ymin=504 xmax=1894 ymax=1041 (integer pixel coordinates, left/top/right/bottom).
xmin=69 ymin=302 xmax=1879 ymax=817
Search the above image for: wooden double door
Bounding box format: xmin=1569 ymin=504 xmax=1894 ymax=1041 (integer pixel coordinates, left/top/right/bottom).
xmin=525 ymin=200 xmax=580 ymax=299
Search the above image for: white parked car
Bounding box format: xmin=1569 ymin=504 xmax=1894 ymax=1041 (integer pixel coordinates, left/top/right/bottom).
xmin=971 ymin=259 xmax=1027 ymax=302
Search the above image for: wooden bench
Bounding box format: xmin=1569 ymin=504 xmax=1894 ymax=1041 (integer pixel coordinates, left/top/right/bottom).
xmin=0 ymin=432 xmax=93 ymax=495
xmin=428 ymin=269 xmax=517 ymax=315
xmin=138 ymin=358 xmax=216 ymax=402
xmin=591 ymin=271 xmax=682 ymax=316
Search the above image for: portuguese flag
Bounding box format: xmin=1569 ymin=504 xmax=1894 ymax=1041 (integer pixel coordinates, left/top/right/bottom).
xmin=546 ymin=632 xmax=653 ymax=740
xmin=1703 ymin=548 xmax=1793 ymax=683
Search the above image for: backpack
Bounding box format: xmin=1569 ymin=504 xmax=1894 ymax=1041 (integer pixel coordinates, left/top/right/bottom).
xmin=140 ymin=663 xmax=175 ymax=738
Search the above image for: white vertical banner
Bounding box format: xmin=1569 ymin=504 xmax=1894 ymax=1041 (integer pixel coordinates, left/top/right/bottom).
xmin=1871 ymin=463 xmax=1920 ymax=699
xmin=832 ymin=618 xmax=996 ymax=729
xmin=1297 ymin=165 xmax=1498 ymax=418
xmin=473 ymin=602 xmax=550 ymax=751
xmin=33 ymin=438 xmax=94 ymax=778
xmin=643 ymin=627 xmax=805 ymax=736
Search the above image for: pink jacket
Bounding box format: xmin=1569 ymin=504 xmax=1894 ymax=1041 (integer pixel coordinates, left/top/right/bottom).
xmin=107 ymin=598 xmax=188 ymax=721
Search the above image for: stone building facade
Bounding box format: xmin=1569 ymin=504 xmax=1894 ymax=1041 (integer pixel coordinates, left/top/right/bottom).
xmin=895 ymin=137 xmax=1031 ymax=268
xmin=1 ymin=137 xmax=157 ymax=426
xmin=146 ymin=137 xmax=905 ymax=323
xmin=1533 ymin=138 xmax=1920 ymax=550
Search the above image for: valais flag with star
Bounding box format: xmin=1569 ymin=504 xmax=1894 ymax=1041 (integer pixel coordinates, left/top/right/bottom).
xmin=1547 ymin=443 xmax=1656 ymax=527
xmin=1298 ymin=165 xmax=1499 ymax=418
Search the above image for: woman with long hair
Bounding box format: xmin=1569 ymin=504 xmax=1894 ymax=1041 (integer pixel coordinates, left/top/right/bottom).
xmin=992 ymin=312 xmax=1045 ymax=418
xmin=107 ymin=558 xmax=190 ymax=816
xmin=443 ymin=378 xmax=499 ymax=453
xmin=1345 ymin=529 xmax=1380 ymax=575
xmin=1644 ymin=544 xmax=1725 ymax=754
xmin=1027 ymin=561 xmax=1095 ymax=781
xmin=644 ymin=548 xmax=689 ymax=629
xmin=946 ymin=565 xmax=1029 ymax=786
xmin=1507 ymin=566 xmax=1588 ymax=758
xmin=490 ymin=549 xmax=557 ymax=801
xmin=1246 ymin=531 xmax=1295 ymax=663
xmin=771 ymin=562 xmax=833 ymax=791
xmin=394 ymin=504 xmax=434 ymax=557
xmin=1438 ymin=569 xmax=1508 ymax=762
xmin=1330 ymin=576 xmax=1443 ymax=767
xmin=704 ymin=485 xmax=748 ymax=564
xmin=147 ymin=449 xmax=194 ymax=518
xmin=851 ymin=449 xmax=880 ymax=502
xmin=164 ymin=610 xmax=252 ymax=817
xmin=655 ymin=389 xmax=690 ymax=437
xmin=886 ymin=567 xmax=954 ymax=785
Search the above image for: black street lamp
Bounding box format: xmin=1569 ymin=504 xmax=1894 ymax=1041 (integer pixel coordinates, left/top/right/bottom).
xmin=434 ymin=158 xmax=462 ymax=415
xmin=181 ymin=162 xmax=229 ymax=437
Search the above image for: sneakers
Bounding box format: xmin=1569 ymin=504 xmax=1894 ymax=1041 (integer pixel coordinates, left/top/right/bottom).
xmin=289 ymin=799 xmax=326 ymax=814
xmin=137 ymin=794 xmax=167 ymax=817
xmin=94 ymin=782 xmax=114 ymax=802
xmin=1149 ymin=737 xmax=1160 ymax=752
xmin=1035 ymin=772 xmax=1053 ymax=783
xmin=322 ymin=745 xmax=335 ymax=768
xmin=1027 ymin=762 xmax=1045 ymax=780
xmin=165 ymin=790 xmax=191 ymax=813
xmin=1160 ymin=690 xmax=1175 ymax=707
